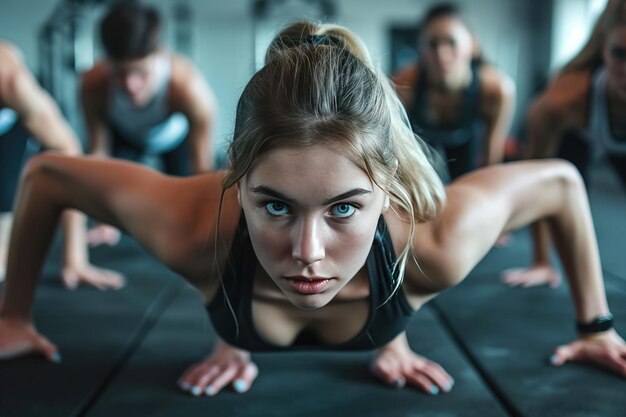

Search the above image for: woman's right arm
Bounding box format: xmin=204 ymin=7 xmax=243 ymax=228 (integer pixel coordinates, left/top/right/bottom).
xmin=0 ymin=154 xmax=219 ymax=358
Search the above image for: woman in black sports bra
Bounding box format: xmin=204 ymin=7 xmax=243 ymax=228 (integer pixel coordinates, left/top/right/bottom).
xmin=0 ymin=22 xmax=623 ymax=399
xmin=394 ymin=3 xmax=516 ymax=180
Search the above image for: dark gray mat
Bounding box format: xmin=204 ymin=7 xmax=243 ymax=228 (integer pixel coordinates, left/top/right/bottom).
xmin=85 ymin=284 xmax=508 ymax=417
xmin=0 ymin=237 xmax=183 ymax=417
xmin=587 ymin=163 xmax=626 ymax=282
xmin=433 ymin=252 xmax=626 ymax=417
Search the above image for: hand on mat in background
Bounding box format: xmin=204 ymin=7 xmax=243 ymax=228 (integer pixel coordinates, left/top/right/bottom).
xmin=370 ymin=332 xmax=454 ymax=395
xmin=86 ymin=223 xmax=121 ymax=247
xmin=550 ymin=329 xmax=626 ymax=377
xmin=501 ymin=264 xmax=561 ymax=288
xmin=178 ymin=338 xmax=258 ymax=396
xmin=0 ymin=317 xmax=61 ymax=363
xmin=61 ymin=263 xmax=125 ymax=290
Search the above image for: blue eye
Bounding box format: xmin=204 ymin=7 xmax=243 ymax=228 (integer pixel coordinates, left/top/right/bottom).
xmin=265 ymin=202 xmax=289 ymax=216
xmin=331 ymin=203 xmax=356 ymax=218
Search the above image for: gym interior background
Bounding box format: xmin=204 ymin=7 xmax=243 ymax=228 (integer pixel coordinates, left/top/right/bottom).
xmin=0 ymin=0 xmax=608 ymax=165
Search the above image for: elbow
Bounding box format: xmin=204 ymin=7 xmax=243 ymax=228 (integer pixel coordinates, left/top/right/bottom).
xmin=21 ymin=153 xmax=61 ymax=187
xmin=22 ymin=154 xmax=47 ymax=182
xmin=553 ymin=159 xmax=585 ymax=190
xmin=541 ymin=159 xmax=587 ymax=217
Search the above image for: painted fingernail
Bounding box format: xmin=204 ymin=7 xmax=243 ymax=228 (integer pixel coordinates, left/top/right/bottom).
xmin=444 ymin=381 xmax=453 ymax=392
xmin=51 ymin=352 xmax=63 ymax=364
xmin=205 ymin=386 xmax=215 ymax=396
xmin=430 ymin=385 xmax=440 ymax=395
xmin=549 ymin=354 xmax=559 ymax=365
xmin=392 ymin=379 xmax=404 ymax=389
xmin=191 ymin=385 xmax=202 ymax=396
xmin=233 ymin=379 xmax=247 ymax=393
xmin=178 ymin=381 xmax=192 ymax=391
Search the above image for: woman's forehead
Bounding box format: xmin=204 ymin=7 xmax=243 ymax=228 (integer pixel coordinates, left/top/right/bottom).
xmin=423 ymin=15 xmax=469 ymax=35
xmin=243 ymin=145 xmax=376 ymax=195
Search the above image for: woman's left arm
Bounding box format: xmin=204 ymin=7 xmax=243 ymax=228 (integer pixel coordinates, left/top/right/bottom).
xmin=480 ymin=67 xmax=516 ymax=166
xmin=410 ymin=160 xmax=625 ymax=376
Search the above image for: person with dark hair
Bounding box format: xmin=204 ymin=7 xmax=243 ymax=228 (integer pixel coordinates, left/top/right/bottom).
xmin=81 ymin=1 xmax=217 ymax=245
xmin=394 ymin=2 xmax=515 ymax=180
xmin=504 ymin=0 xmax=626 ymax=288
xmin=0 ymin=22 xmax=623 ymax=399
xmin=0 ymin=40 xmax=123 ymax=289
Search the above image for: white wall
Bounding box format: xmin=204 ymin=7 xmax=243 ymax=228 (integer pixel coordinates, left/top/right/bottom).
xmin=0 ymin=0 xmax=57 ymax=70
xmin=550 ymin=0 xmax=608 ymax=73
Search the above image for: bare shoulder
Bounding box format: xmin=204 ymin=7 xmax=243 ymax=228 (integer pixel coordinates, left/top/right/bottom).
xmin=80 ymin=61 xmax=108 ymax=105
xmin=392 ymin=63 xmax=420 ymax=105
xmin=528 ymin=70 xmax=591 ymax=133
xmin=546 ymin=70 xmax=591 ymax=109
xmin=170 ymin=53 xmax=206 ymax=93
xmin=384 ymin=204 xmax=469 ymax=308
xmin=393 ymin=63 xmax=420 ymax=85
xmin=81 ymin=61 xmax=108 ymax=86
xmin=167 ymin=173 xmax=241 ymax=300
xmin=0 ymin=41 xmax=22 ymax=70
xmin=479 ymin=65 xmax=515 ymax=109
xmin=540 ymin=70 xmax=590 ymax=120
xmin=151 ymin=172 xmax=241 ymax=279
xmin=0 ymin=41 xmax=27 ymax=103
xmin=169 ymin=53 xmax=213 ymax=111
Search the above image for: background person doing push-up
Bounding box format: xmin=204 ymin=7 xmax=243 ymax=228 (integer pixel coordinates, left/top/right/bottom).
xmin=504 ymin=0 xmax=626 ymax=288
xmin=81 ymin=1 xmax=217 ymax=246
xmin=0 ymin=40 xmax=123 ymax=290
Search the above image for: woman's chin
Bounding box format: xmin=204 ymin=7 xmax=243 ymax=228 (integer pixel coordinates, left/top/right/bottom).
xmin=287 ymin=293 xmax=333 ymax=310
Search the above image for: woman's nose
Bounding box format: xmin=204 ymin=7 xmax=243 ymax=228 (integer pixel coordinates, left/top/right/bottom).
xmin=291 ymin=217 xmax=325 ymax=266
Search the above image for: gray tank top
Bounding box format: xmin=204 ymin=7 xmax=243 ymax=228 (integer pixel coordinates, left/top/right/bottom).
xmin=587 ymin=66 xmax=626 ymax=155
xmin=106 ymin=52 xmax=189 ymax=153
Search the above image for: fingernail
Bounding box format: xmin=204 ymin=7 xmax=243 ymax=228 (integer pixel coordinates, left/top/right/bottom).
xmin=191 ymin=386 xmax=202 ymax=396
xmin=233 ymin=379 xmax=247 ymax=393
xmin=430 ymin=385 xmax=440 ymax=395
xmin=550 ymin=354 xmax=559 ymax=365
xmin=51 ymin=352 xmax=63 ymax=364
xmin=444 ymin=381 xmax=454 ymax=392
xmin=392 ymin=379 xmax=404 ymax=389
xmin=205 ymin=386 xmax=215 ymax=396
xmin=178 ymin=381 xmax=191 ymax=391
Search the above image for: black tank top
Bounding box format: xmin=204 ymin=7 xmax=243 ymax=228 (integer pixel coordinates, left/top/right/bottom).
xmin=207 ymin=214 xmax=414 ymax=351
xmin=411 ymin=61 xmax=484 ymax=148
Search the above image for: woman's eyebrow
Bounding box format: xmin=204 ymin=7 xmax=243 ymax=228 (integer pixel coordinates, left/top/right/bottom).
xmin=322 ymin=188 xmax=372 ymax=205
xmin=249 ymin=186 xmax=296 ymax=204
xmin=249 ymin=186 xmax=372 ymax=205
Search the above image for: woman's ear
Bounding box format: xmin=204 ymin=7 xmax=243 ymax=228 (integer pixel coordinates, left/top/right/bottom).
xmin=236 ymin=182 xmax=242 ymax=205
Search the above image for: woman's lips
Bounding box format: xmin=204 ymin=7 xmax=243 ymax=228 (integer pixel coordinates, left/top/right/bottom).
xmin=284 ymin=276 xmax=332 ymax=295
